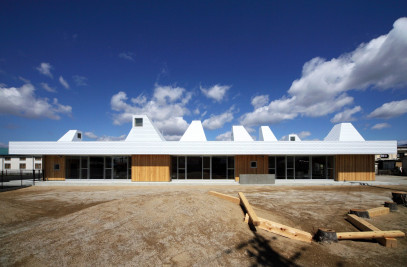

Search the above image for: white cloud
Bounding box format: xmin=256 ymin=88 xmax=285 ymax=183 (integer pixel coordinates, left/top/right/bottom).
xmin=84 ymin=131 xmax=98 ymax=139
xmin=251 ymin=95 xmax=269 ymax=109
xmin=118 ymin=52 xmax=135 ymax=61
xmin=368 ymin=99 xmax=407 ymax=119
xmin=0 ymin=83 xmax=72 ymax=119
xmin=330 ymin=106 xmax=362 ymax=123
xmin=241 ymin=17 xmax=407 ymax=126
xmin=73 ymin=75 xmax=88 ymax=86
xmin=40 ymin=82 xmax=57 ymax=93
xmin=202 ymin=107 xmax=234 ymax=130
xmin=97 ymin=134 xmax=126 ymax=141
xmin=280 ymin=131 xmax=311 ymax=141
xmin=371 ymin=123 xmax=391 ymax=130
xmin=36 ymin=62 xmax=53 ymax=78
xmin=200 ymin=84 xmax=231 ymax=102
xmin=216 ymin=131 xmax=232 ymax=141
xmin=59 ymin=76 xmax=70 ymax=89
xmin=110 ymin=84 xmax=192 ymax=140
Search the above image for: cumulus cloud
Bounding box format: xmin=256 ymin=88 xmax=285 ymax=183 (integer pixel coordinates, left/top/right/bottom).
xmin=0 ymin=83 xmax=72 ymax=119
xmin=371 ymin=123 xmax=391 ymax=130
xmin=97 ymin=134 xmax=126 ymax=141
xmin=36 ymin=62 xmax=53 ymax=78
xmin=118 ymin=52 xmax=135 ymax=61
xmin=241 ymin=17 xmax=407 ymax=126
xmin=280 ymin=131 xmax=311 ymax=141
xmin=251 ymin=95 xmax=269 ymax=109
xmin=330 ymin=106 xmax=362 ymax=123
xmin=59 ymin=76 xmax=70 ymax=89
xmin=200 ymin=84 xmax=231 ymax=102
xmin=216 ymin=131 xmax=232 ymax=141
xmin=368 ymin=99 xmax=407 ymax=119
xmin=73 ymin=75 xmax=88 ymax=86
xmin=202 ymin=107 xmax=234 ymax=130
xmin=84 ymin=132 xmax=98 ymax=139
xmin=41 ymin=82 xmax=57 ymax=93
xmin=110 ymin=84 xmax=192 ymax=140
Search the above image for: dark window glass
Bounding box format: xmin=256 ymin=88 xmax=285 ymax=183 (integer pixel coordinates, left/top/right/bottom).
xmin=187 ymin=157 xmax=202 ymax=179
xmin=5 ymin=157 xmax=11 ymax=161
xmin=179 ymin=170 xmax=185 ymax=179
xmin=171 ymin=156 xmax=177 ymax=179
xmin=312 ymin=156 xmax=326 ymax=179
xmin=276 ymin=157 xmax=285 ymax=179
xmin=287 ymin=169 xmax=294 ymax=179
xmin=179 ymin=157 xmax=185 ymax=169
xmin=113 ymin=157 xmax=128 ymax=179
xmin=203 ymin=169 xmax=210 ymax=179
xmin=105 ymin=169 xmax=112 ymax=179
xmin=35 ymin=163 xmax=42 ymax=169
xmin=327 ymin=169 xmax=334 ymax=180
xmin=268 ymin=156 xmax=275 ymax=169
xmin=105 ymin=157 xmax=112 ymax=168
xmin=295 ymin=156 xmax=310 ymax=179
xmin=35 ymin=157 xmax=41 ymax=161
xmin=135 ymin=118 xmax=143 ymax=127
xmin=290 ymin=136 xmax=295 ymax=141
xmin=250 ymin=161 xmax=257 ymax=168
xmin=5 ymin=163 xmax=10 ymax=169
xmin=327 ymin=156 xmax=334 ymax=168
xmin=287 ymin=156 xmax=294 ymax=168
xmin=203 ymin=157 xmax=210 ymax=169
xmin=53 ymin=164 xmax=59 ymax=170
xmin=20 ymin=157 xmax=26 ymax=161
xmin=268 ymin=169 xmax=275 ymax=174
xmin=81 ymin=157 xmax=88 ymax=168
xmin=66 ymin=157 xmax=80 ymax=179
xmin=228 ymin=169 xmax=235 ymax=179
xmin=228 ymin=156 xmax=234 ymax=168
xmin=90 ymin=157 xmax=104 ymax=179
xmin=77 ymin=133 xmax=82 ymax=139
xmin=212 ymin=157 xmax=227 ymax=179
xmin=81 ymin=169 xmax=88 ymax=179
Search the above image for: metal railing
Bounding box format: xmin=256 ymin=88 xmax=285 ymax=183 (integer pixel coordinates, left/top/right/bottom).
xmin=0 ymin=169 xmax=43 ymax=188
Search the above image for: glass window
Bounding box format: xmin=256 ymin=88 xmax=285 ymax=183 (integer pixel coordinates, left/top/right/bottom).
xmin=5 ymin=157 xmax=11 ymax=161
xmin=250 ymin=161 xmax=257 ymax=168
xmin=295 ymin=156 xmax=310 ymax=179
xmin=105 ymin=157 xmax=112 ymax=168
xmin=179 ymin=157 xmax=185 ymax=169
xmin=35 ymin=157 xmax=41 ymax=161
xmin=212 ymin=157 xmax=227 ymax=179
xmin=187 ymin=157 xmax=202 ymax=179
xmin=35 ymin=163 xmax=42 ymax=170
xmin=312 ymin=156 xmax=326 ymax=179
xmin=77 ymin=133 xmax=82 ymax=139
xmin=171 ymin=156 xmax=177 ymax=179
xmin=5 ymin=163 xmax=11 ymax=169
xmin=90 ymin=157 xmax=104 ymax=179
xmin=66 ymin=157 xmax=80 ymax=179
xmin=20 ymin=157 xmax=26 ymax=161
xmin=276 ymin=157 xmax=285 ymax=179
xmin=135 ymin=118 xmax=143 ymax=127
xmin=113 ymin=157 xmax=128 ymax=179
xmin=227 ymin=156 xmax=234 ymax=168
xmin=54 ymin=164 xmax=59 ymax=170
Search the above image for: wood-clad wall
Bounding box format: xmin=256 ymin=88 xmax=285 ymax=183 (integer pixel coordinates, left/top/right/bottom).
xmin=44 ymin=155 xmax=66 ymax=181
xmin=235 ymin=155 xmax=268 ymax=182
xmin=335 ymin=155 xmax=375 ymax=181
xmin=131 ymin=155 xmax=171 ymax=182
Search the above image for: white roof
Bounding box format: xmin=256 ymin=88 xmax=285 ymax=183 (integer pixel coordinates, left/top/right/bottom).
xmin=259 ymin=126 xmax=277 ymax=141
xmin=58 ymin=130 xmax=82 ymax=142
xmin=324 ymin=123 xmax=365 ymax=141
xmin=9 ymin=115 xmax=396 ymax=156
xmin=180 ymin=121 xmax=207 ymax=141
xmin=232 ymin=126 xmax=253 ymax=141
xmin=125 ymin=115 xmax=165 ymax=142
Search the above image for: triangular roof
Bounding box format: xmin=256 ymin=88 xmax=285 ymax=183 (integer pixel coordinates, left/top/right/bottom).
xmin=180 ymin=121 xmax=207 ymax=141
xmin=324 ymin=123 xmax=365 ymax=141
xmin=259 ymin=126 xmax=278 ymax=141
xmin=125 ymin=115 xmax=166 ymax=142
xmin=58 ymin=130 xmax=82 ymax=142
xmin=232 ymin=126 xmax=253 ymax=141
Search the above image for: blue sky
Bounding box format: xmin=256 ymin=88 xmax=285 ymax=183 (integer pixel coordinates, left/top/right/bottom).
xmin=1 ymin=1 xmax=407 ymax=145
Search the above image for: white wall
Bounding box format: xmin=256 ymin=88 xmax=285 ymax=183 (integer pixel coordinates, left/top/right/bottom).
xmin=0 ymin=156 xmax=42 ymax=171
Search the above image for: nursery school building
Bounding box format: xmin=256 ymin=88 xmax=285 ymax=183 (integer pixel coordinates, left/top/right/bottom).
xmin=9 ymin=115 xmax=396 ymax=183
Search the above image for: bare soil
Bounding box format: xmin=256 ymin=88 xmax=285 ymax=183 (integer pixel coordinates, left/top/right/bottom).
xmin=0 ymin=184 xmax=406 ymax=266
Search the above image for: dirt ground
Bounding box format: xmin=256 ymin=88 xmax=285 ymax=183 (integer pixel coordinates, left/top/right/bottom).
xmin=0 ymin=184 xmax=406 ymax=267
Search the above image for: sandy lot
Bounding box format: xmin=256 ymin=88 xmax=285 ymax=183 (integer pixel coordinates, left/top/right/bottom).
xmin=0 ymin=184 xmax=406 ymax=266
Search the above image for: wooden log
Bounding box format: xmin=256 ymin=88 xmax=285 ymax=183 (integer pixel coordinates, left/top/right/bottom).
xmin=314 ymin=228 xmax=338 ymax=243
xmin=208 ymin=191 xmax=240 ymax=204
xmin=244 ymin=214 xmax=313 ymax=243
xmin=336 ymin=230 xmax=405 ymax=240
xmin=367 ymin=207 xmax=389 ymax=217
xmin=238 ymin=192 xmax=260 ymax=226
xmin=392 ymin=191 xmax=407 ymax=205
xmin=349 ymin=208 xmax=370 ymax=218
xmin=346 ymin=214 xmax=397 ymax=248
xmin=384 ymin=201 xmax=398 ymax=212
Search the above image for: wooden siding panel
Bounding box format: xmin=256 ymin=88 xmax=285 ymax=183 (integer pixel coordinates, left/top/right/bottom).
xmin=335 ymin=155 xmax=375 ymax=181
xmin=44 ymin=155 xmax=66 ymax=181
xmin=235 ymin=155 xmax=268 ymax=182
xmin=132 ymin=155 xmax=170 ymax=182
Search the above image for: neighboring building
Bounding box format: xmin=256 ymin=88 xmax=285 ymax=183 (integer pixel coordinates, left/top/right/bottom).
xmin=376 ymin=144 xmax=407 ymax=175
xmin=9 ymin=115 xmax=396 ymax=182
xmin=0 ymin=148 xmax=43 ymax=172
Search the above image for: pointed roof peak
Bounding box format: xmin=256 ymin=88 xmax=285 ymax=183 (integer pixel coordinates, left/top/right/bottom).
xmin=58 ymin=130 xmax=83 ymax=142
xmin=180 ymin=121 xmax=207 ymax=141
xmin=324 ymin=123 xmax=365 ymax=141
xmin=232 ymin=126 xmax=253 ymax=141
xmin=125 ymin=115 xmax=165 ymax=142
xmin=259 ymin=126 xmax=278 ymax=141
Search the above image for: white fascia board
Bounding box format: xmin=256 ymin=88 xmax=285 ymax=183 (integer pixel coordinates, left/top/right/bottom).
xmin=9 ymin=140 xmax=397 ymax=156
